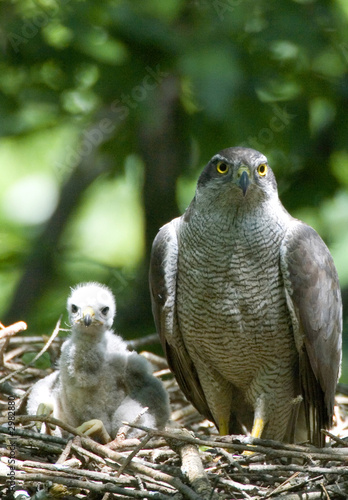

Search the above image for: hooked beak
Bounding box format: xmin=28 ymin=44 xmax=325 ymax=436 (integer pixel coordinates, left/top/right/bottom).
xmin=82 ymin=306 xmax=95 ymax=327
xmin=237 ymin=166 xmax=250 ymax=196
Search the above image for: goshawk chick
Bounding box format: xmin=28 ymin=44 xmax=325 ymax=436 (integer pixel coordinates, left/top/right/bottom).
xmin=27 ymin=282 xmax=170 ymax=442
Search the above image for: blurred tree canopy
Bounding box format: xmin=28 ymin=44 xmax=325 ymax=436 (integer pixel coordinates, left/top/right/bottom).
xmin=0 ymin=0 xmax=347 ymax=377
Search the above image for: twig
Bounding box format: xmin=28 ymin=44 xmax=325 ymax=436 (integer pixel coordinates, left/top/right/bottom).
xmin=216 ymin=447 xmax=246 ymax=474
xmin=77 ymin=435 xmax=204 ymax=500
xmin=139 ymin=351 xmax=169 ymax=369
xmin=6 ymin=458 xmax=138 ymax=487
xmin=166 ymin=427 xmax=214 ymax=498
xmin=4 ymin=414 xmax=86 ymax=438
xmin=125 ymin=424 xmax=348 ymax=462
xmin=209 ymin=475 xmax=261 ymax=497
xmin=269 ymin=493 xmax=326 ymax=500
xmin=8 ymin=335 xmax=64 ymax=345
xmin=265 ymin=471 xmax=301 ymax=497
xmin=0 ymin=380 xmax=26 ymax=398
xmin=56 ymin=437 xmax=74 ymax=464
xmin=0 ymin=435 xmax=64 ymax=457
xmin=248 ymin=463 xmax=348 ymax=475
xmin=0 ymin=321 xmax=27 ymax=339
xmin=154 ymin=368 xmax=171 ymax=378
xmin=321 ymin=429 xmax=348 ymax=446
xmin=127 ymin=334 xmax=160 ymax=350
xmin=0 ymin=425 xmax=68 ymax=445
xmin=0 ymin=317 xmax=61 ymax=385
xmin=171 ymin=404 xmax=198 ymax=422
xmin=116 ymin=434 xmax=152 ymax=477
xmin=4 ymin=419 xmax=204 ymax=500
xmin=4 ymin=345 xmax=31 ymax=362
xmin=0 ymin=471 xmax=171 ymax=499
xmin=320 ymin=482 xmax=331 ymax=500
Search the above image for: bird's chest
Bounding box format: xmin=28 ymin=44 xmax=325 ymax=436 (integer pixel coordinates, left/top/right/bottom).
xmin=176 ymin=216 xmax=294 ymax=380
xmin=61 ymin=343 xmax=103 ymax=386
xmin=59 ymin=343 xmax=125 ymax=425
xmin=60 ymin=342 xmax=116 ymax=406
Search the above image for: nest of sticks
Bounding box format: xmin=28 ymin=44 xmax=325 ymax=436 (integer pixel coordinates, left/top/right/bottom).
xmin=0 ymin=320 xmax=347 ymax=500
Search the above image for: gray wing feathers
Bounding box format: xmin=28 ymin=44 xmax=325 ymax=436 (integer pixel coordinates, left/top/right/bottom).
xmin=125 ymin=352 xmax=170 ymax=428
xmin=281 ymin=221 xmax=342 ymax=445
xmin=149 ymin=219 xmax=214 ymax=423
xmin=149 ymin=220 xmax=179 ymax=344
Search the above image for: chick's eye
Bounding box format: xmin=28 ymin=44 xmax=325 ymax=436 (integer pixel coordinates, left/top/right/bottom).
xmin=71 ymin=304 xmax=78 ymax=314
xmin=257 ymin=163 xmax=268 ymax=177
xmin=101 ymin=306 xmax=109 ymax=316
xmin=216 ymin=161 xmax=229 ymax=174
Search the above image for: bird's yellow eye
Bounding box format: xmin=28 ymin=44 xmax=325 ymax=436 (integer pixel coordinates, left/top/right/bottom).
xmin=216 ymin=161 xmax=229 ymax=174
xmin=257 ymin=163 xmax=268 ymax=177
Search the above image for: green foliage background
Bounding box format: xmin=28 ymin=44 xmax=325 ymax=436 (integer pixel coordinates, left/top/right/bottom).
xmin=0 ymin=0 xmax=347 ymax=380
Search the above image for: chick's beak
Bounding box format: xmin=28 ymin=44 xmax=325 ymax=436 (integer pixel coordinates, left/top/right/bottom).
xmin=82 ymin=306 xmax=95 ymax=327
xmin=237 ymin=166 xmax=250 ymax=196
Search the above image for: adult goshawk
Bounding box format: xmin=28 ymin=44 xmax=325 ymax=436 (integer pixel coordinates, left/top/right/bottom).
xmin=149 ymin=147 xmax=342 ymax=446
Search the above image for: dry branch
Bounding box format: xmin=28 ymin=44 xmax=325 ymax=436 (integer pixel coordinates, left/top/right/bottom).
xmin=0 ymin=318 xmax=61 ymax=385
xmin=165 ymin=427 xmax=215 ymax=498
xmin=0 ymin=321 xmax=27 ymax=340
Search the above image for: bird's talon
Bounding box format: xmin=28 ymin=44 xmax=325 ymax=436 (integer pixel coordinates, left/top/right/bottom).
xmin=36 ymin=402 xmax=54 ymax=432
xmin=76 ymin=419 xmax=111 ymax=444
xmin=242 ymin=448 xmax=255 ymax=457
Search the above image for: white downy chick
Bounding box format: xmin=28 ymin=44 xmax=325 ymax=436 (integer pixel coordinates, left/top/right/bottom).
xmin=27 ymin=282 xmax=170 ymax=442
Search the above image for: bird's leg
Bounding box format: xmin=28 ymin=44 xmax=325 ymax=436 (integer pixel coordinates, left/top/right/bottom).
xmin=250 ymin=417 xmax=265 ymax=439
xmin=218 ymin=417 xmax=230 ymax=436
xmin=36 ymin=402 xmax=55 ymax=434
xmin=243 ymin=406 xmax=266 ymax=456
xmin=76 ymin=419 xmax=111 ymax=444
